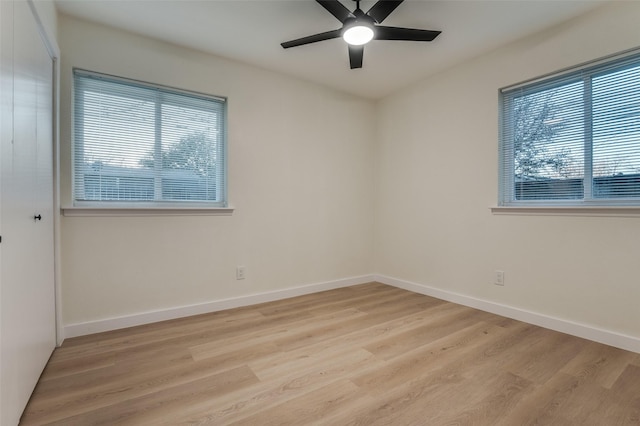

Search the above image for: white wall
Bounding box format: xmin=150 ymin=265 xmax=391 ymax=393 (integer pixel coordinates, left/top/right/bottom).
xmin=58 ymin=15 xmax=375 ymax=328
xmin=58 ymin=1 xmax=640 ymax=347
xmin=375 ymin=1 xmax=640 ymax=341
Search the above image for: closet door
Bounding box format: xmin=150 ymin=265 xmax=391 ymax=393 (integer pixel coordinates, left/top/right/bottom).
xmin=0 ymin=2 xmax=56 ymax=425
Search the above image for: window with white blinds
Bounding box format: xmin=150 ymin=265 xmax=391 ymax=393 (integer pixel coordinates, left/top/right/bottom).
xmin=73 ymin=69 xmax=227 ymax=207
xmin=499 ymin=51 xmax=640 ymax=206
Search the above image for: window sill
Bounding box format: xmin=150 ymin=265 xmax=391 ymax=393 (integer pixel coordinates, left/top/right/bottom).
xmin=490 ymin=206 xmax=640 ymax=217
xmin=62 ymin=207 xmax=235 ymax=217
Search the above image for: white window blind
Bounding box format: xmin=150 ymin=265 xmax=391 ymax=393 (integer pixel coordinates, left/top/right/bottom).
xmin=499 ymin=51 xmax=640 ymax=206
xmin=73 ymin=69 xmax=227 ymax=207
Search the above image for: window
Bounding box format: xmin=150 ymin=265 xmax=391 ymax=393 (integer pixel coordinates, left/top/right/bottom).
xmin=499 ymin=51 xmax=640 ymax=207
xmin=73 ymin=69 xmax=227 ymax=208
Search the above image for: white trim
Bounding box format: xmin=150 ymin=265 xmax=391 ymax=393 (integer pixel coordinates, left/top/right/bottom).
xmin=27 ymin=0 xmax=64 ymax=347
xmin=26 ymin=0 xmax=60 ymax=59
xmin=62 ymin=273 xmax=640 ymax=354
xmin=74 ymin=68 xmax=227 ymax=103
xmin=375 ymin=274 xmax=640 ymax=354
xmin=491 ymin=206 xmax=640 ymax=217
xmin=63 ymin=275 xmax=374 ymax=339
xmin=61 ymin=207 xmax=234 ymax=217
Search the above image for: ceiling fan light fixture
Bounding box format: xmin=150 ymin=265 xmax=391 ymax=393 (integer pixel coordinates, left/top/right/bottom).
xmin=280 ymin=0 xmax=442 ymax=69
xmin=343 ymin=24 xmax=374 ymax=46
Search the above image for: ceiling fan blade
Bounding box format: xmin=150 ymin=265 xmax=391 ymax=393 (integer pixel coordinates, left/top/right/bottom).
xmin=366 ymin=0 xmax=404 ymax=24
xmin=375 ymin=26 xmax=441 ymax=42
xmin=316 ymin=0 xmax=354 ymax=23
xmin=348 ymin=45 xmax=364 ymax=69
xmin=281 ymin=29 xmax=342 ymax=49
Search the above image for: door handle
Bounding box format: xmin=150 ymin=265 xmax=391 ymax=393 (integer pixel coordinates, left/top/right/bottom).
xmin=34 ymin=214 xmax=42 ymax=221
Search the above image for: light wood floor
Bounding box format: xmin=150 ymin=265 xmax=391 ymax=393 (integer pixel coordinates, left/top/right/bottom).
xmin=21 ymin=283 xmax=640 ymax=425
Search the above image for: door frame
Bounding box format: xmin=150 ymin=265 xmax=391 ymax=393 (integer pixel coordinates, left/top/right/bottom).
xmin=27 ymin=0 xmax=63 ymax=346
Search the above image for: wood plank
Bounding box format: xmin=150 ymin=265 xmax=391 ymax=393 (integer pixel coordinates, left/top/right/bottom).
xmin=250 ymin=302 xmax=466 ymax=382
xmin=376 ymin=372 xmax=533 ymax=426
xmin=560 ymin=341 xmax=638 ymax=389
xmin=23 ymin=352 xmax=254 ymax=424
xmin=19 ymin=283 xmax=640 ymax=425
xmin=351 ymin=321 xmax=516 ymax=395
xmin=363 ymin=303 xmax=496 ymax=360
xmin=158 ymin=350 xmax=384 ymax=425
xmin=189 ymin=307 xmax=367 ymax=361
xmin=228 ymin=379 xmax=370 ymax=426
xmin=605 ymin=364 xmax=640 ymax=425
xmin=34 ymin=365 xmax=259 ymax=426
xmin=504 ymin=329 xmax=589 ymax=385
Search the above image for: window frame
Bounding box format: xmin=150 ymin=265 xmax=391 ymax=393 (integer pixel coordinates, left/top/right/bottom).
xmin=498 ymin=48 xmax=640 ymax=211
xmin=68 ymin=69 xmax=231 ymax=215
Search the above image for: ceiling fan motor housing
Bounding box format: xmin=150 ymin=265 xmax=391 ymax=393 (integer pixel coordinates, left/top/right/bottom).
xmin=281 ymin=0 xmax=441 ymax=69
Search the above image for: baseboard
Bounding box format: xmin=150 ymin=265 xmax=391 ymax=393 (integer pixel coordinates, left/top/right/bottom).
xmin=63 ymin=274 xmax=375 ymax=339
xmin=375 ymin=274 xmax=640 ymax=354
xmin=63 ymin=273 xmax=640 ymax=354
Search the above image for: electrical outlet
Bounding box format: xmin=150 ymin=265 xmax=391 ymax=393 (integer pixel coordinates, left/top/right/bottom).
xmin=494 ymin=270 xmax=505 ymax=286
xmin=236 ymin=266 xmax=246 ymax=280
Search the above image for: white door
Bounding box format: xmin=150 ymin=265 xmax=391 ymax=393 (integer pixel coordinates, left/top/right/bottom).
xmin=0 ymin=2 xmax=56 ymax=425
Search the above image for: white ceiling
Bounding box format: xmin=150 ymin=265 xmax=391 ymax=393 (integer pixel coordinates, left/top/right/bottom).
xmin=54 ymin=0 xmax=607 ymax=99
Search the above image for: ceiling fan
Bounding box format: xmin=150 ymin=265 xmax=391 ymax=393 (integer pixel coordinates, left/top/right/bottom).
xmin=281 ymin=0 xmax=442 ymax=69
